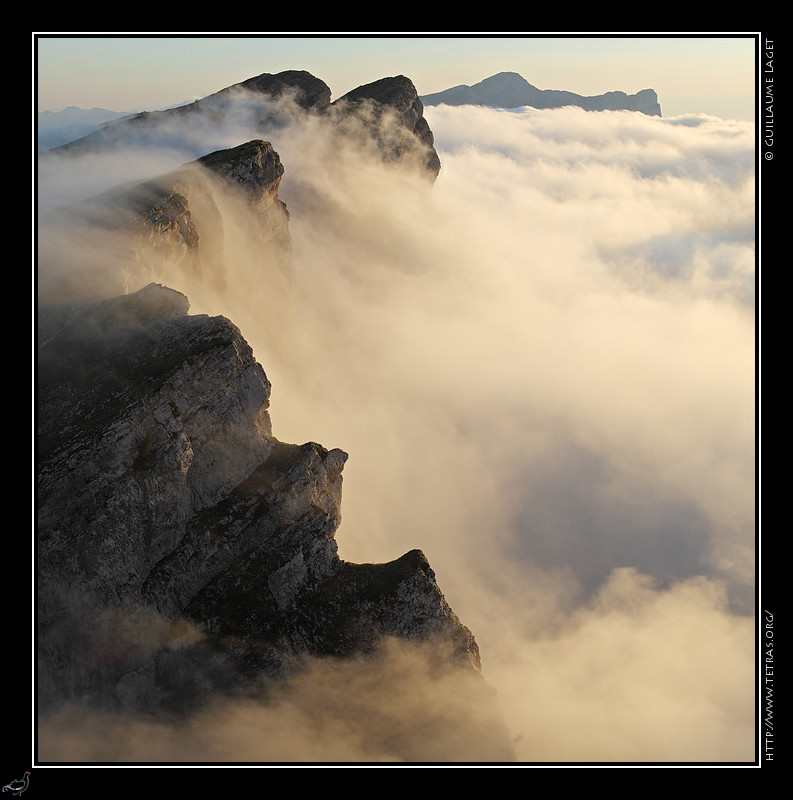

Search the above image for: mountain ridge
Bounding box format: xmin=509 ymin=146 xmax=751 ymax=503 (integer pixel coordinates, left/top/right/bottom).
xmin=36 ymin=69 xmax=515 ymax=762
xmin=37 ymin=281 xmax=515 ymax=761
xmin=421 ymin=70 xmax=662 ymax=115
xmin=44 ymin=70 xmax=442 ymax=179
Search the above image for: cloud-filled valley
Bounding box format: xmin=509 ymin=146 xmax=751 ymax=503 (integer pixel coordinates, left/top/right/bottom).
xmin=36 ymin=93 xmax=756 ymax=763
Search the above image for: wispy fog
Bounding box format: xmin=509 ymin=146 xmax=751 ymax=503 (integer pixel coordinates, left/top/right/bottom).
xmin=38 ymin=637 xmax=514 ymax=763
xmin=36 ymin=94 xmax=756 ymax=763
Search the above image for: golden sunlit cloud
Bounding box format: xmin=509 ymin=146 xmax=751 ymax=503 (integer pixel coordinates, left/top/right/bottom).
xmin=37 ymin=93 xmax=755 ymax=763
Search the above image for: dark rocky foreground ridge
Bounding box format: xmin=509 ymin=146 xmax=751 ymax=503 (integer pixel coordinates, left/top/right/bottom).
xmin=36 ymin=70 xmax=515 ymax=762
xmin=421 ymin=71 xmax=662 ymax=116
xmin=36 ymin=284 xmax=515 ymax=762
xmin=37 ymin=283 xmax=480 ymax=668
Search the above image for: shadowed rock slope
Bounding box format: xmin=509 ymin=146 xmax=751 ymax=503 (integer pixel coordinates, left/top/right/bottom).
xmin=36 ymin=67 xmax=513 ymax=763
xmin=38 ymin=138 xmax=295 ymax=335
xmin=36 ymin=283 xmax=515 ymax=763
xmin=51 ymin=70 xmax=332 ymax=154
xmin=331 ymin=75 xmax=441 ymax=178
xmin=48 ymin=69 xmax=441 ymax=180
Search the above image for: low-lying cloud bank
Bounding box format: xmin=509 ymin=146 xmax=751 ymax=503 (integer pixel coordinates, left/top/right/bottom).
xmin=270 ymin=104 xmax=757 ymax=763
xmin=38 ymin=637 xmax=514 ymax=763
xmin=36 ymin=97 xmax=756 ymax=763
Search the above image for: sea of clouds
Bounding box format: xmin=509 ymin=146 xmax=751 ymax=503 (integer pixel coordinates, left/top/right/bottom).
xmin=266 ymin=103 xmax=756 ymax=762
xmin=36 ymin=97 xmax=756 ymax=763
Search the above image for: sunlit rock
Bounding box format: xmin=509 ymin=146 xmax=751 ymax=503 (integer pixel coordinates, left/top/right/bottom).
xmin=36 ymin=283 xmax=515 ymax=761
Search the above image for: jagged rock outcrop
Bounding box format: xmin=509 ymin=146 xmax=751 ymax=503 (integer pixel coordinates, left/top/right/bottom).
xmin=196 ymin=138 xmax=292 ymax=255
xmin=38 ymin=139 xmax=294 ymax=317
xmin=36 ymin=284 xmax=513 ymax=761
xmin=330 ymin=75 xmax=442 ymax=178
xmin=231 ymin=69 xmax=333 ymax=112
xmin=39 ymin=71 xmax=442 ymax=309
xmin=46 ymin=70 xmax=441 ymax=181
xmin=421 ymin=71 xmax=662 ymax=116
xmin=36 ymin=68 xmax=515 ymax=762
xmin=51 ymin=70 xmax=332 ymax=155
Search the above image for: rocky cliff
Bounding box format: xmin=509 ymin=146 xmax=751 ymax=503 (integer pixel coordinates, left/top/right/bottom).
xmin=330 ymin=75 xmax=442 ymax=178
xmin=37 ymin=68 xmax=514 ymax=763
xmin=36 ymin=283 xmax=513 ymax=761
xmin=48 ymin=70 xmax=441 ymax=179
xmin=51 ymin=70 xmax=332 ymax=154
xmin=39 ymin=70 xmax=441 ymax=311
xmin=421 ymin=71 xmax=662 ymax=116
xmin=38 ymin=137 xmax=295 ymax=334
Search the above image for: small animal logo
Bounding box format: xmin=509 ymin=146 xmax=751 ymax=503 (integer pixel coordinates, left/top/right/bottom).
xmin=2 ymin=772 xmax=29 ymax=796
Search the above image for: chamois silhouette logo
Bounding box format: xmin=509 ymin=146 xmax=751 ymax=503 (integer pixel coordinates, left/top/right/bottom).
xmin=2 ymin=772 xmax=29 ymax=796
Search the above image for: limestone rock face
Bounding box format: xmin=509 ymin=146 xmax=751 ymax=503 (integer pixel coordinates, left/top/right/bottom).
xmin=198 ymin=139 xmax=286 ymax=207
xmin=39 ymin=72 xmax=443 ymax=309
xmin=36 ymin=68 xmax=516 ymax=763
xmin=331 ymin=75 xmax=442 ymax=178
xmin=36 ymin=284 xmax=512 ymax=761
xmin=233 ymin=69 xmax=332 ymax=112
xmin=421 ymin=71 xmax=662 ymax=116
xmin=38 ymin=139 xmax=294 ymax=317
xmin=51 ymin=70 xmax=333 ymax=155
xmin=197 ymin=139 xmax=291 ymax=248
xmin=47 ymin=70 xmax=442 ymax=181
xmin=37 ymin=284 xmax=276 ymax=616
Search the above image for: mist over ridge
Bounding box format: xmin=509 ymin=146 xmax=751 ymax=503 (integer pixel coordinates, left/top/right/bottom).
xmin=36 ymin=70 xmax=756 ymax=763
xmin=257 ymin=99 xmax=755 ymax=762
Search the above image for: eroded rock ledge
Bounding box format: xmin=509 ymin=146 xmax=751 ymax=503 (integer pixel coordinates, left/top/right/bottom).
xmin=38 ymin=138 xmax=295 ymax=316
xmin=37 ymin=284 xmax=511 ymax=762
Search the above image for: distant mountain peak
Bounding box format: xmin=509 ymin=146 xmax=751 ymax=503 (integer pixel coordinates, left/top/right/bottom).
xmin=481 ymin=70 xmax=533 ymax=85
xmin=421 ymin=72 xmax=662 ymax=116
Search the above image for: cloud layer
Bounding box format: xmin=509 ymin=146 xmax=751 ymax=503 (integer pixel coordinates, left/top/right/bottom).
xmin=268 ymin=104 xmax=757 ymax=762
xmin=37 ymin=98 xmax=756 ymax=763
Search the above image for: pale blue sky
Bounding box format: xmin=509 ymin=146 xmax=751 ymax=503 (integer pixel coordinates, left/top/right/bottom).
xmin=35 ymin=34 xmax=758 ymax=121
